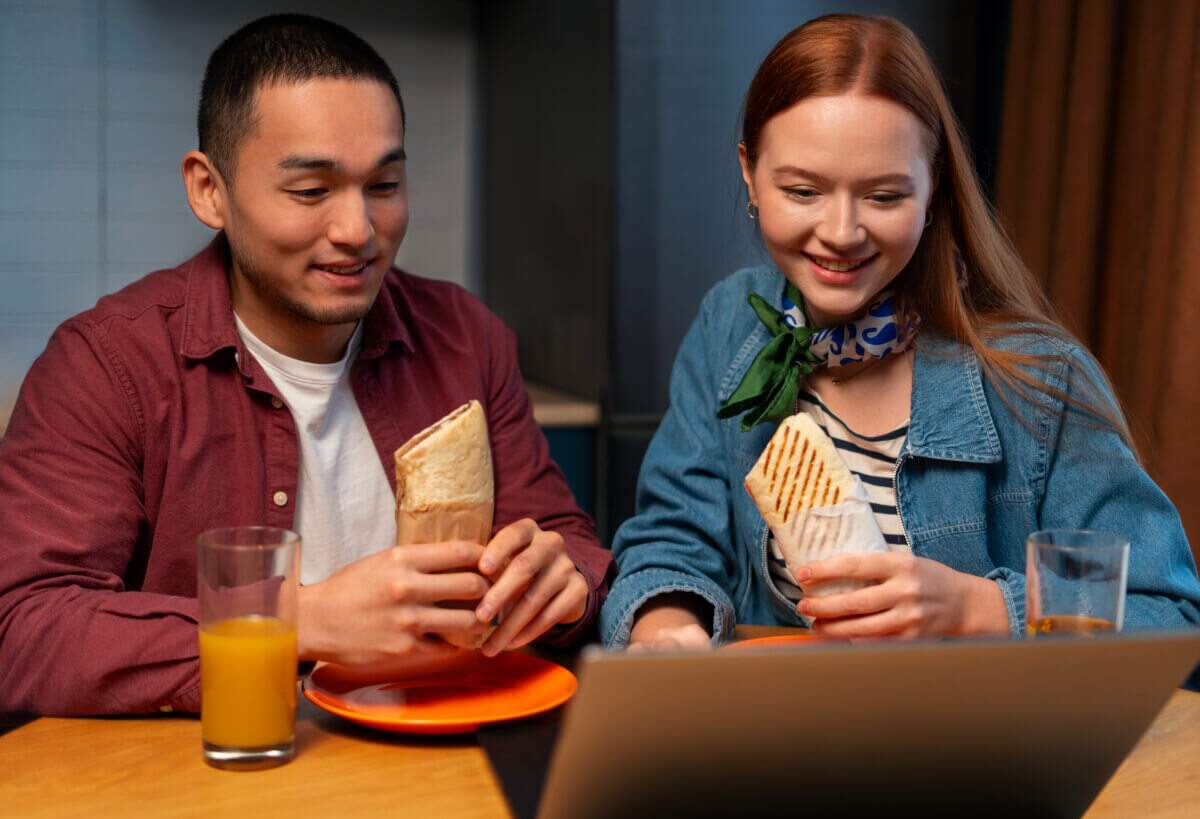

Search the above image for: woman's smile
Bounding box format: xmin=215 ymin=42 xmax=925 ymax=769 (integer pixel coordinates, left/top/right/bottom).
xmin=804 ymin=252 xmax=879 ymax=284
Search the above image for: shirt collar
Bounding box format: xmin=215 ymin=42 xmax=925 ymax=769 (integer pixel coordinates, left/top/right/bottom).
xmin=179 ymin=233 xmax=414 ymax=367
xmin=907 ymin=330 xmax=1003 ymax=464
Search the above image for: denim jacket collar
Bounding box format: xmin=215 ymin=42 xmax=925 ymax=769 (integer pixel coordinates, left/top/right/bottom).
xmin=721 ymin=270 xmax=1002 ymax=465
xmin=907 ymin=332 xmax=1003 ymax=464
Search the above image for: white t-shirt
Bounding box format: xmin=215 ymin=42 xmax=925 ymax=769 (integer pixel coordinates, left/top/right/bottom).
xmin=235 ymin=315 xmax=397 ymax=585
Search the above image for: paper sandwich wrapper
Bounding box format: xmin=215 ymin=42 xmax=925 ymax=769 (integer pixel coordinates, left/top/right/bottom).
xmin=394 ymin=400 xmax=495 ymax=649
xmin=770 ymin=480 xmax=891 ymax=597
xmin=744 ymin=412 xmax=893 ymax=599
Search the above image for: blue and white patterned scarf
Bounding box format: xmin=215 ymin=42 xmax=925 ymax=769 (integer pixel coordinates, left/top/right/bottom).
xmin=781 ymin=286 xmax=917 ymax=368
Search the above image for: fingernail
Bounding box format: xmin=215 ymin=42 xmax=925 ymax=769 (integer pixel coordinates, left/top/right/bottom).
xmin=479 ymin=559 xmax=495 ymax=573
xmin=794 ymin=567 xmax=811 ymax=582
xmin=797 ymin=600 xmax=810 ymax=616
xmin=477 ymin=604 xmax=493 ymax=622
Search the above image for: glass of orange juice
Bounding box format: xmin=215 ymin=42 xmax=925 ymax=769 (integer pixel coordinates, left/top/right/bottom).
xmin=198 ymin=527 xmax=300 ymax=770
xmin=1026 ymin=529 xmax=1129 ymax=637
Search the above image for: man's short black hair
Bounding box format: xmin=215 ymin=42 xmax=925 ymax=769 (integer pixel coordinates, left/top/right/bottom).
xmin=198 ymin=14 xmax=405 ymax=181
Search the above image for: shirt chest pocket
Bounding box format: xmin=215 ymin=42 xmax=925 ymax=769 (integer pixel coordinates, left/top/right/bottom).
xmin=900 ymin=459 xmax=1036 ymax=575
xmin=900 ymin=460 xmax=990 ymax=570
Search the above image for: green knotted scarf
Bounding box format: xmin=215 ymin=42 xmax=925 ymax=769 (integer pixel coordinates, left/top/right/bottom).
xmin=716 ymin=282 xmax=819 ymax=432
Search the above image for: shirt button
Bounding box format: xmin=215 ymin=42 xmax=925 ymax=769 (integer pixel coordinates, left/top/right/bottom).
xmin=273 ymin=491 xmax=289 ymax=507
xmin=271 ymin=397 xmax=284 ymax=409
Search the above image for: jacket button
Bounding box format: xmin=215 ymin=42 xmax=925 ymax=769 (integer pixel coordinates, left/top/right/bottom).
xmin=271 ymin=397 xmax=284 ymax=409
xmin=273 ymin=491 xmax=288 ymax=507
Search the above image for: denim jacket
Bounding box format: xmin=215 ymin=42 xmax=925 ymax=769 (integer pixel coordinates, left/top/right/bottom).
xmin=600 ymin=267 xmax=1200 ymax=645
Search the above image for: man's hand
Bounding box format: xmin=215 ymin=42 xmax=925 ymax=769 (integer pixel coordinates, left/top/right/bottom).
xmin=627 ymin=592 xmax=713 ymax=652
xmin=473 ymin=519 xmax=589 ymax=657
xmin=298 ymin=541 xmax=491 ymax=666
xmin=794 ymin=552 xmax=1009 ymax=639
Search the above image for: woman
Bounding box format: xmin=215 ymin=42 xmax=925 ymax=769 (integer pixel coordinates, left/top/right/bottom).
xmin=600 ymin=14 xmax=1200 ymax=649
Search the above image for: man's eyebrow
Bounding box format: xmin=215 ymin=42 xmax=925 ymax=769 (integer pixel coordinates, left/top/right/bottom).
xmin=376 ymin=146 xmax=406 ymax=166
xmin=278 ymin=155 xmax=337 ymax=171
xmin=772 ymin=165 xmax=914 ymax=187
xmin=277 ymin=146 xmax=406 ymax=172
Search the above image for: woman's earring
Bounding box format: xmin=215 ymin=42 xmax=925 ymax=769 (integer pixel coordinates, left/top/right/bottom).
xmin=924 ymin=209 xmax=934 ymax=227
xmin=746 ymin=201 xmax=758 ymax=220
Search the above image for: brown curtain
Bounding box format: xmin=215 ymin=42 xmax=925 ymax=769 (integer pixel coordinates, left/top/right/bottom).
xmin=996 ymin=0 xmax=1200 ymax=560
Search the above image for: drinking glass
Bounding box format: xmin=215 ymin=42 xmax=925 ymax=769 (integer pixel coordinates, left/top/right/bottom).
xmin=198 ymin=527 xmax=300 ymax=770
xmin=1025 ymin=529 xmax=1129 ymax=637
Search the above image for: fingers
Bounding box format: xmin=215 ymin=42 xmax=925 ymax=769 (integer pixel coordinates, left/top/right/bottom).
xmin=505 ymin=572 xmax=589 ymax=649
xmin=395 ymin=541 xmax=486 ymax=573
xmin=628 ymin=637 xmax=684 ymax=653
xmin=390 ymin=570 xmax=490 ymax=605
xmin=400 ymin=605 xmax=489 ymax=637
xmin=409 ymin=635 xmax=469 ymax=657
xmin=628 ymin=624 xmax=711 ymax=652
xmin=475 ymin=531 xmax=562 ymax=623
xmin=480 ymin=555 xmax=577 ymax=656
xmin=478 ymin=518 xmax=540 ymax=576
xmin=797 ymin=583 xmax=891 ymax=621
xmin=811 ymin=610 xmax=911 ymax=640
xmin=796 ymin=552 xmax=911 ymax=586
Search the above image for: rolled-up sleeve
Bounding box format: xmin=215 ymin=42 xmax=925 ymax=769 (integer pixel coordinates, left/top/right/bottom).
xmin=0 ymin=321 xmax=201 ymax=716
xmin=1038 ymin=347 xmax=1200 ymax=630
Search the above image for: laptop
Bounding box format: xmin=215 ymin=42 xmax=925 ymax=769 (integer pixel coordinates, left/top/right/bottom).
xmin=535 ymin=632 xmax=1200 ymax=818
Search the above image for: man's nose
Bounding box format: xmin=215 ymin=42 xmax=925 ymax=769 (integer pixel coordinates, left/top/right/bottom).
xmin=327 ymin=193 xmax=375 ymax=249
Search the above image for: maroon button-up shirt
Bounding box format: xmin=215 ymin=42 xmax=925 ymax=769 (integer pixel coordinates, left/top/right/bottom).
xmin=0 ymin=237 xmax=613 ymax=716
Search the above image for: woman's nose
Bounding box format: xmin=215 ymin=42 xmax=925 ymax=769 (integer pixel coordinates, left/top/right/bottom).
xmin=814 ymin=196 xmax=866 ymax=249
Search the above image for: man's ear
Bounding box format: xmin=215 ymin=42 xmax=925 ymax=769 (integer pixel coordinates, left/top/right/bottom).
xmin=737 ymin=141 xmax=757 ymax=208
xmin=182 ymin=151 xmax=228 ymax=230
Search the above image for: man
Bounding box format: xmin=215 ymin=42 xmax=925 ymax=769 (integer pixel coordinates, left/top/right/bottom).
xmin=0 ymin=14 xmax=612 ymax=716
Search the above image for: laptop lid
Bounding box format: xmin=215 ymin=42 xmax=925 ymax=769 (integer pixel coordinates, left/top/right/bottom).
xmin=537 ymin=631 xmax=1200 ymax=819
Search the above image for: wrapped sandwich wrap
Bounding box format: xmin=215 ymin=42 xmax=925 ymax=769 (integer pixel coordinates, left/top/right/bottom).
xmin=744 ymin=413 xmax=891 ymax=598
xmin=394 ymin=400 xmax=495 ymax=648
xmin=395 ymin=400 xmax=494 ymax=545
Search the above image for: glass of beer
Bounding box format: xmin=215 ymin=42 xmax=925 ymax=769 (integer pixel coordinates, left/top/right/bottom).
xmin=198 ymin=527 xmax=300 ymax=770
xmin=1025 ymin=529 xmax=1129 ymax=637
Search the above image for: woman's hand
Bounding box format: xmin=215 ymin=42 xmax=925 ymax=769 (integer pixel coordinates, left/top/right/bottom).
xmin=794 ymin=552 xmax=1009 ymax=639
xmin=628 ymin=592 xmax=714 ymax=651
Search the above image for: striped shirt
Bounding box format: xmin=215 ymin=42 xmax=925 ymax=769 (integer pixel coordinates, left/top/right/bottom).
xmin=767 ymin=389 xmax=909 ymax=603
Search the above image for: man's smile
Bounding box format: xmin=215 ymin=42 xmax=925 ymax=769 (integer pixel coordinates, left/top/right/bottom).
xmin=313 ymin=258 xmax=372 ymax=275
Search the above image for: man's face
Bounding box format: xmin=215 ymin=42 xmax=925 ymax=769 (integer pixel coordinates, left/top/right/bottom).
xmin=221 ymin=78 xmax=408 ymax=336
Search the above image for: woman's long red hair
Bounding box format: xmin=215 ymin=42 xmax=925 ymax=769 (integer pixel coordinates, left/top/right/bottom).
xmin=742 ymin=14 xmax=1132 ymax=448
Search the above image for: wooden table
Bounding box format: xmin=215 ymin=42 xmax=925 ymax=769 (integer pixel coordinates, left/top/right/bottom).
xmin=3 ymin=629 xmax=1199 ymax=818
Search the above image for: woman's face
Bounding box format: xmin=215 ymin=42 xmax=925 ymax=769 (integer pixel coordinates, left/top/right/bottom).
xmin=740 ymin=93 xmax=933 ymax=328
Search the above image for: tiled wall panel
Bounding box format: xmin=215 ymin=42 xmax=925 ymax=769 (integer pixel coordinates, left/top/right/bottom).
xmin=0 ymin=0 xmax=480 ymax=432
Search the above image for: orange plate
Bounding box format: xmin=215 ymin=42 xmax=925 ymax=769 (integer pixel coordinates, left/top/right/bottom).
xmin=724 ymin=634 xmax=822 ymax=650
xmin=302 ymin=652 xmax=577 ymax=735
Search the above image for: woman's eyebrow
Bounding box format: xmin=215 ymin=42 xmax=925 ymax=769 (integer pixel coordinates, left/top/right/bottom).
xmin=771 ymin=165 xmax=914 ymax=187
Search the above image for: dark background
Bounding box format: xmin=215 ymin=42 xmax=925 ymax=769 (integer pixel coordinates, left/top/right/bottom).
xmin=480 ymin=0 xmax=1010 ymax=539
